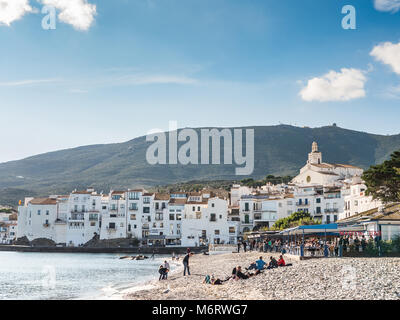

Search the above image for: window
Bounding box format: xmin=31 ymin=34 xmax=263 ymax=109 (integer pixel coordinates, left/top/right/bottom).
xmin=46 ymin=210 xmax=49 ymax=215
xmin=316 ymin=207 xmax=321 ymax=214
xmin=176 ymin=214 xmax=182 ymax=221
xmin=244 ymin=203 xmax=249 ymax=211
xmin=90 ymin=222 xmax=96 ymax=227
xmin=215 ymin=230 xmax=220 ymax=235
xmin=109 ymin=222 xmax=116 ymax=229
xmin=212 ymin=203 xmax=215 ymax=208
xmin=326 ymin=216 xmax=331 ymax=224
xmin=143 ymin=207 xmax=150 ymax=214
xmin=316 ymin=198 xmax=321 ymax=203
xmin=130 ymin=214 xmax=136 ymax=220
xmin=129 ymin=203 xmax=138 ymax=211
xmin=37 ymin=210 xmax=41 ymax=215
xmin=210 ymin=213 xmax=216 ymax=222
xmin=192 ymin=206 xmax=195 ymax=211
xmin=169 ymin=214 xmax=175 ymax=220
xmin=229 ymin=227 xmax=235 ymax=234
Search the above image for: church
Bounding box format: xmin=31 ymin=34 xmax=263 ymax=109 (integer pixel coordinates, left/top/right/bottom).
xmin=291 ymin=142 xmax=363 ymax=186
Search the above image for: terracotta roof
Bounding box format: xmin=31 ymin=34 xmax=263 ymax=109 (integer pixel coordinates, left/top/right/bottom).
xmin=143 ymin=193 xmax=154 ymax=197
xmin=169 ymin=198 xmax=187 ymax=205
xmin=111 ymin=191 xmax=126 ymax=195
xmin=154 ymin=193 xmax=170 ymax=201
xmin=71 ymin=190 xmax=92 ymax=194
xmin=188 ymin=192 xmax=202 ymax=196
xmin=311 ymin=163 xmax=362 ymax=170
xmin=186 ymin=201 xmax=208 ymax=205
xmin=29 ymin=198 xmax=57 ymax=205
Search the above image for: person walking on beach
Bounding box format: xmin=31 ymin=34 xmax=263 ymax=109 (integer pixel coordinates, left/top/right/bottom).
xmin=183 ymin=252 xmax=191 ymax=276
xmin=242 ymin=241 xmax=247 ymax=252
xmin=237 ymin=242 xmax=241 ymax=253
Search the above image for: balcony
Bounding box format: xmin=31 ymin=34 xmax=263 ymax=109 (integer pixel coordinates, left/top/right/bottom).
xmin=69 ymin=214 xmax=84 ymax=221
xmin=324 ymin=208 xmax=339 ymax=213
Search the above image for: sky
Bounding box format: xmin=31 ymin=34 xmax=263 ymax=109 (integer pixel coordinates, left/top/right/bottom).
xmin=1 ymin=0 xmax=400 ymax=163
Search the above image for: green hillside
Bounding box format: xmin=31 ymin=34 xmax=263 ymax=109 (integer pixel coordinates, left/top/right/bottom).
xmin=1 ymin=124 xmax=400 ymax=206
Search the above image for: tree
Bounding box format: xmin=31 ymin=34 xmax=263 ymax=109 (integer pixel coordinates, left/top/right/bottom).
xmin=270 ymin=210 xmax=321 ymax=230
xmin=362 ymin=150 xmax=400 ymax=203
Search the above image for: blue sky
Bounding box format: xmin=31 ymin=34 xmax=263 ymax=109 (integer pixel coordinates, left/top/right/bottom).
xmin=1 ymin=0 xmax=400 ymax=163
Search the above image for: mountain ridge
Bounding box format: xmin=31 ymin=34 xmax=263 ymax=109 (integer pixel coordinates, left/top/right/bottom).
xmin=1 ymin=124 xmax=400 ymax=206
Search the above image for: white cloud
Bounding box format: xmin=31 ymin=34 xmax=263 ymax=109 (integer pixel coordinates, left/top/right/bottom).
xmin=0 ymin=0 xmax=34 ymax=26
xmin=299 ymin=68 xmax=367 ymax=102
xmin=370 ymin=41 xmax=400 ymax=75
xmin=374 ymin=0 xmax=400 ymax=13
xmin=39 ymin=0 xmax=96 ymax=31
xmin=0 ymin=78 xmax=60 ymax=86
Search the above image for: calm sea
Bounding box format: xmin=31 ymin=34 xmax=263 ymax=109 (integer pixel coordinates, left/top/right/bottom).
xmin=0 ymin=251 xmax=174 ymax=300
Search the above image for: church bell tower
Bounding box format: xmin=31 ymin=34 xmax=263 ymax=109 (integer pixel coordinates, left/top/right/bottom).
xmin=307 ymin=142 xmax=322 ymax=165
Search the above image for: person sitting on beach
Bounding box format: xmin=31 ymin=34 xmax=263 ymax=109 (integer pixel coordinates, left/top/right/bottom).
xmin=278 ymin=255 xmax=286 ymax=266
xmin=235 ymin=266 xmax=255 ymax=279
xmin=267 ymin=256 xmax=278 ymax=269
xmin=246 ymin=261 xmax=257 ymax=271
xmin=235 ymin=266 xmax=249 ymax=279
xmin=277 ymin=255 xmax=293 ymax=267
xmin=256 ymin=256 xmax=266 ymax=271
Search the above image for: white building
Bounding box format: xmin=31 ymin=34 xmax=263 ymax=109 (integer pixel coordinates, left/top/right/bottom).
xmin=181 ymin=196 xmax=239 ymax=246
xmin=340 ymin=178 xmax=382 ymax=220
xmin=292 ymin=142 xmax=363 ymax=186
xmin=293 ymin=185 xmax=343 ymax=224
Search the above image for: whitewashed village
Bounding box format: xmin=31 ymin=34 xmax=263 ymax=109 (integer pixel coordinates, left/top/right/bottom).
xmin=8 ymin=142 xmax=398 ymax=248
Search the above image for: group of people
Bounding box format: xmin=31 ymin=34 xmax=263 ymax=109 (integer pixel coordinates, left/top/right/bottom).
xmin=237 ymin=239 xmax=286 ymax=254
xmin=203 ymin=255 xmax=292 ymax=286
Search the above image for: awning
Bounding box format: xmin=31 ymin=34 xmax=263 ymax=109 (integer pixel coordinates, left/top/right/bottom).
xmin=280 ymin=223 xmax=365 ymax=236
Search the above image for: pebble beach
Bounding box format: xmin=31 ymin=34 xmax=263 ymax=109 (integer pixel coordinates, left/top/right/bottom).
xmin=125 ymin=251 xmax=400 ymax=300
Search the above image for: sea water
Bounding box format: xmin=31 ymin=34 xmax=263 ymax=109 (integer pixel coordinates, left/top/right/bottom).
xmin=0 ymin=251 xmax=173 ymax=300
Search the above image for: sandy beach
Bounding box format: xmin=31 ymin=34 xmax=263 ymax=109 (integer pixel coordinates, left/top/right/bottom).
xmin=125 ymin=251 xmax=400 ymax=300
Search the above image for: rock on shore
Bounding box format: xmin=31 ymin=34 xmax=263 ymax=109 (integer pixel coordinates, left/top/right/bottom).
xmin=125 ymin=251 xmax=400 ymax=300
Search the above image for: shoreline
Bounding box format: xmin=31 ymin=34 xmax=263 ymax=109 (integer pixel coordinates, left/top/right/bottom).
xmin=93 ymin=257 xmax=184 ymax=300
xmin=122 ymin=251 xmax=400 ymax=300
